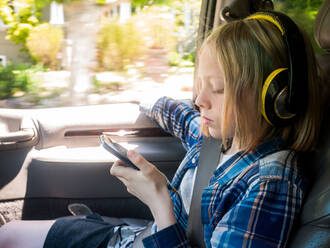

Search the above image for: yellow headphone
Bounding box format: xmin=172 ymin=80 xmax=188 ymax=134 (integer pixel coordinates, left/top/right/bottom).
xmin=246 ymin=11 xmax=308 ymax=126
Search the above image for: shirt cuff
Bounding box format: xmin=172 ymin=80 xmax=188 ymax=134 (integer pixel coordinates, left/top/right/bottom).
xmin=139 ymin=96 xmax=164 ymax=115
xmin=142 ymin=223 xmax=189 ymax=248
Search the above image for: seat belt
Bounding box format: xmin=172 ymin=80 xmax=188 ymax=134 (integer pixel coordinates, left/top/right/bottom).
xmin=187 ymin=136 xmax=223 ymax=248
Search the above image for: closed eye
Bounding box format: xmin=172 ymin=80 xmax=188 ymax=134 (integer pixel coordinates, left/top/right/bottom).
xmin=212 ymin=88 xmax=224 ymax=94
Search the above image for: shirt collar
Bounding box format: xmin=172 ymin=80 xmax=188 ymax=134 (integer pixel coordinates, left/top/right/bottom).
xmin=211 ymin=136 xmax=285 ymax=185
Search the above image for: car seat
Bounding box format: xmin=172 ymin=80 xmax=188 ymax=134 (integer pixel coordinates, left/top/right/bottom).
xmin=287 ymin=0 xmax=330 ymax=247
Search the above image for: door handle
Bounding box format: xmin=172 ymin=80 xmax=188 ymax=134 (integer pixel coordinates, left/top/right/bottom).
xmin=0 ymin=115 xmax=39 ymax=150
xmin=0 ymin=128 xmax=35 ymax=144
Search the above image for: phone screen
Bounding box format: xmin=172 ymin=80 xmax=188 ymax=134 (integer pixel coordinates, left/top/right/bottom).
xmin=100 ymin=135 xmax=139 ymax=170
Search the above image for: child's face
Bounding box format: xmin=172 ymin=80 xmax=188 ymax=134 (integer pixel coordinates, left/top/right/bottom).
xmin=196 ymin=45 xmax=230 ymax=139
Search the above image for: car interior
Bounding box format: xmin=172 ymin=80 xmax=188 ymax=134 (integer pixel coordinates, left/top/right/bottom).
xmin=0 ymin=0 xmax=329 ymax=247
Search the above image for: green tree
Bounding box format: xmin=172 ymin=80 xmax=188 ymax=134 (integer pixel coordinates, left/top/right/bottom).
xmin=275 ymin=0 xmax=323 ymax=10
xmin=26 ymin=23 xmax=63 ymax=68
xmin=0 ymin=0 xmax=174 ymax=49
xmin=0 ymin=0 xmax=68 ymax=48
xmin=274 ymin=0 xmax=324 ymax=53
xmin=0 ymin=0 xmax=39 ymax=47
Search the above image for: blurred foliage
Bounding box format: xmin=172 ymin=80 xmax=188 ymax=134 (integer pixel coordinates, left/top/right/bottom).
xmin=168 ymin=51 xmax=181 ymax=66
xmin=96 ymin=1 xmax=199 ymax=71
xmin=0 ymin=0 xmax=200 ymax=67
xmin=132 ymin=0 xmax=172 ymax=8
xmin=0 ymin=0 xmax=40 ymax=48
xmin=97 ymin=18 xmax=145 ymax=71
xmin=182 ymin=52 xmax=195 ymax=64
xmin=95 ymin=0 xmax=173 ymax=8
xmin=133 ymin=5 xmax=177 ymax=50
xmin=149 ymin=20 xmax=174 ymax=49
xmin=172 ymin=0 xmax=200 ymax=60
xmin=93 ymin=77 xmax=124 ymax=93
xmin=0 ymin=0 xmax=70 ymax=51
xmin=26 ymin=23 xmax=63 ymax=69
xmin=169 ymin=51 xmax=195 ymax=67
xmin=274 ymin=0 xmax=323 ymax=9
xmin=0 ymin=63 xmax=43 ymax=99
xmin=274 ymin=0 xmax=324 ymax=53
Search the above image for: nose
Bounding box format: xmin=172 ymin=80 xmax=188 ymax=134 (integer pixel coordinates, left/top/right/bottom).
xmin=195 ymin=88 xmax=211 ymax=110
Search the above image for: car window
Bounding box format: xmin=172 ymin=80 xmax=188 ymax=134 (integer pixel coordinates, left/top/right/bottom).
xmin=0 ymin=0 xmax=201 ymax=109
xmin=0 ymin=0 xmax=324 ymax=110
xmin=273 ymin=0 xmax=324 ymax=53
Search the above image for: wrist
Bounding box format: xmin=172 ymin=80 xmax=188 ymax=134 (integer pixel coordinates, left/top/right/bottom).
xmin=149 ymin=188 xmax=177 ymax=230
xmin=152 ymin=205 xmax=177 ymax=230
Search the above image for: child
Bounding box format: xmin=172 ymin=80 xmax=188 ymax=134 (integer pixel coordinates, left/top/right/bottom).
xmin=0 ymin=11 xmax=325 ymax=248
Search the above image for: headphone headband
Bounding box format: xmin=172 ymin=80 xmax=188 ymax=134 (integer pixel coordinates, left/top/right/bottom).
xmin=247 ymin=14 xmax=284 ymax=35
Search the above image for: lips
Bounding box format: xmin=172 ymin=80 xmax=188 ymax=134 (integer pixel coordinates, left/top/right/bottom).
xmin=202 ymin=116 xmax=213 ymax=125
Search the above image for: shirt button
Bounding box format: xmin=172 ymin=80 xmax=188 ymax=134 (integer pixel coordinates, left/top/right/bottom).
xmin=192 ymin=158 xmax=196 ymax=164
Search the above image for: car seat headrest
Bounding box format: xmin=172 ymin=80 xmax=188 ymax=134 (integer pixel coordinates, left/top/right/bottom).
xmin=314 ymin=0 xmax=330 ymax=51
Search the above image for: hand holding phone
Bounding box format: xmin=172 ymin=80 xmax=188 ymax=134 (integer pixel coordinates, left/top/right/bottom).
xmin=103 ymin=134 xmax=179 ymax=202
xmin=100 ymin=134 xmax=139 ymax=170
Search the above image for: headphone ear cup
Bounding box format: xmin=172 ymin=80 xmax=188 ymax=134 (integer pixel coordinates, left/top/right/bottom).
xmin=262 ymin=68 xmax=296 ymax=126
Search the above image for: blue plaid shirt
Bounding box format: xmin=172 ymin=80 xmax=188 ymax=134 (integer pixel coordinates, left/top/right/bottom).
xmin=141 ymin=97 xmax=307 ymax=248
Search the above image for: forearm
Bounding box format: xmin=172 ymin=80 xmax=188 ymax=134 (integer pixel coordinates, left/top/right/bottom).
xmin=149 ymin=186 xmax=177 ymax=230
xmin=140 ymin=96 xmax=201 ymax=150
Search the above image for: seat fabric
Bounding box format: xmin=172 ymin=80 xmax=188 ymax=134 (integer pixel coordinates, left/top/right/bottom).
xmin=288 ymin=1 xmax=330 ymax=247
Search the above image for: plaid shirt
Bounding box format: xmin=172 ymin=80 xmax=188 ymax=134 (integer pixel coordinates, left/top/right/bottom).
xmin=141 ymin=97 xmax=307 ymax=248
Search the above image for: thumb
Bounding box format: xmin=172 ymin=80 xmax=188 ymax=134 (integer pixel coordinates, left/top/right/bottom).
xmin=127 ymin=150 xmax=151 ymax=171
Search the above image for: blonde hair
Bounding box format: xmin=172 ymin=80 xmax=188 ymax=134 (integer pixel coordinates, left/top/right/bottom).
xmin=201 ymin=18 xmax=325 ymax=152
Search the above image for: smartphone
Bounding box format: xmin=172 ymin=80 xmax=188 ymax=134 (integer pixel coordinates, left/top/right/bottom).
xmin=100 ymin=134 xmax=139 ymax=170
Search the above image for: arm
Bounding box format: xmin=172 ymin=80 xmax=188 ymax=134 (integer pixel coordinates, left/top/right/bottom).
xmin=111 ymin=97 xmax=200 ymax=244
xmin=141 ymin=96 xmax=201 ymax=150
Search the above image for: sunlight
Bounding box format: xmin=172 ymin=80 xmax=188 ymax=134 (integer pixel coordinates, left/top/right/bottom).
xmin=31 ymin=142 xmax=139 ymax=163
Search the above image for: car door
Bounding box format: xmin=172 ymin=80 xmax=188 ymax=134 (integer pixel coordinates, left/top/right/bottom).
xmin=0 ymin=0 xmax=225 ymax=226
xmin=0 ymin=103 xmax=189 ymax=222
xmin=0 ymin=0 xmax=210 ymax=225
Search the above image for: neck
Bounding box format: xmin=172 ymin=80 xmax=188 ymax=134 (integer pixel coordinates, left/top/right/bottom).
xmin=224 ymin=136 xmax=239 ymax=155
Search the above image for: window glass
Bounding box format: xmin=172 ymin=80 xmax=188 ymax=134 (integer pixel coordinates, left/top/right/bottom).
xmin=273 ymin=0 xmax=324 ymax=53
xmin=0 ymin=0 xmax=201 ymax=108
